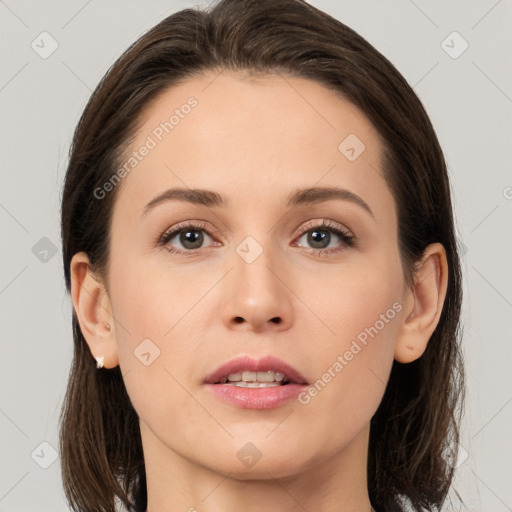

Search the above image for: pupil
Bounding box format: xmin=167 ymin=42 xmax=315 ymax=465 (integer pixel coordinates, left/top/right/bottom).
xmin=181 ymin=230 xmax=203 ymax=249
xmin=309 ymin=230 xmax=329 ymax=248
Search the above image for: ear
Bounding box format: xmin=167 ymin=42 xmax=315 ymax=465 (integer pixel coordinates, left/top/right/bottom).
xmin=394 ymin=243 xmax=449 ymax=364
xmin=70 ymin=252 xmax=119 ymax=369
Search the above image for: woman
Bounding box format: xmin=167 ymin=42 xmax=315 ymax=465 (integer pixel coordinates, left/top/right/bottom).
xmin=59 ymin=0 xmax=465 ymax=510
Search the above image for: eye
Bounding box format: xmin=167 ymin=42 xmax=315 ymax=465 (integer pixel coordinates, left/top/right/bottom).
xmin=157 ymin=219 xmax=355 ymax=257
xmin=293 ymin=219 xmax=354 ymax=255
xmin=158 ymin=221 xmax=218 ymax=255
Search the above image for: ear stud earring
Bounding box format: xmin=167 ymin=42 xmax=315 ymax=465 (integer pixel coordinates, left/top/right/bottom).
xmin=95 ymin=322 xmax=111 ymax=368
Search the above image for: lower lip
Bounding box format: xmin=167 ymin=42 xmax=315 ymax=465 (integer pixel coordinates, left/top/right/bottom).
xmin=205 ymin=383 xmax=306 ymax=409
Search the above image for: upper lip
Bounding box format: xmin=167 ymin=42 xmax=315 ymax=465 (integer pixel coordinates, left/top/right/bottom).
xmin=203 ymin=355 xmax=309 ymax=385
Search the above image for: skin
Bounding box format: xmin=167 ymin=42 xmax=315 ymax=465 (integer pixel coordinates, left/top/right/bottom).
xmin=71 ymin=71 xmax=448 ymax=512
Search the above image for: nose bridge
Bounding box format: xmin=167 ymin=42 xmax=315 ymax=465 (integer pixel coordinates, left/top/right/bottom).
xmin=229 ymin=200 xmax=277 ymax=270
xmin=221 ymin=226 xmax=293 ymax=332
xmin=234 ymin=230 xmax=284 ymax=298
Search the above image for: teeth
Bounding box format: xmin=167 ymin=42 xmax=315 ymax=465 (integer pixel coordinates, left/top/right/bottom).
xmin=227 ymin=381 xmax=282 ymax=388
xmin=219 ymin=370 xmax=288 ymax=385
xmin=242 ymin=371 xmax=257 ymax=382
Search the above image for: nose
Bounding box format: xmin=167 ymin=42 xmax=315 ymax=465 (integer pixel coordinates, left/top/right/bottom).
xmin=221 ymin=244 xmax=294 ymax=333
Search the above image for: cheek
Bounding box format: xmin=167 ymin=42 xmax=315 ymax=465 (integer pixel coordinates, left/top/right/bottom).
xmin=107 ymin=259 xmax=204 ymax=431
xmin=293 ymin=256 xmax=402 ymax=436
xmin=109 ymin=250 xmax=207 ymax=345
xmin=294 ymin=249 xmax=403 ymax=352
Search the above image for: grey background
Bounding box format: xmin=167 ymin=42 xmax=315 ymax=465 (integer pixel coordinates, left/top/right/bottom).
xmin=1 ymin=0 xmax=511 ymax=510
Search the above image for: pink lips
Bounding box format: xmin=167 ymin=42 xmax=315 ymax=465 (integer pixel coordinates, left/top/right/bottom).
xmin=203 ymin=355 xmax=308 ymax=410
xmin=203 ymin=355 xmax=308 ymax=385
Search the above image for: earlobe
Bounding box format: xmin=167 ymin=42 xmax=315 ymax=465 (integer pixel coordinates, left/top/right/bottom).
xmin=70 ymin=252 xmax=119 ymax=369
xmin=394 ymin=243 xmax=449 ymax=364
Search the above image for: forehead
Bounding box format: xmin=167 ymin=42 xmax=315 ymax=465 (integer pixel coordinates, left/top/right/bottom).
xmin=112 ymin=71 xmax=393 ymax=223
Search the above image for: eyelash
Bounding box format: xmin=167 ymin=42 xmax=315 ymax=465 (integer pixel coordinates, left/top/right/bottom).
xmin=157 ymin=219 xmax=355 ymax=257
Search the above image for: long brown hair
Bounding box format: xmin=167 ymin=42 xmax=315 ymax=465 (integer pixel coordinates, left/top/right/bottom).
xmin=59 ymin=0 xmax=465 ymax=510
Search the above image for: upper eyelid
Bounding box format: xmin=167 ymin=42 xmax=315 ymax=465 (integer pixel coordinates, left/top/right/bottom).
xmin=158 ymin=221 xmax=218 ymax=249
xmin=297 ymin=219 xmax=353 ymax=237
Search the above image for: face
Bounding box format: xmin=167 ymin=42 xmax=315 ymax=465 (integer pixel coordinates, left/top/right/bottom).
xmin=106 ymin=71 xmax=409 ymax=478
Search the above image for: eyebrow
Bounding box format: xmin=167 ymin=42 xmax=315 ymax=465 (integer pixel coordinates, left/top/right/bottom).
xmin=142 ymin=186 xmax=374 ymax=218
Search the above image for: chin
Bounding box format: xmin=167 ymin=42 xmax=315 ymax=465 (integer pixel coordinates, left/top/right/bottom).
xmin=198 ymin=448 xmax=315 ymax=481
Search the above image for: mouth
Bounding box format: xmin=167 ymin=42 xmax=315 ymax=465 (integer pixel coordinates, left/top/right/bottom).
xmin=217 ymin=370 xmax=292 ymax=387
xmin=203 ymin=355 xmax=309 ymax=387
xmin=203 ymin=354 xmax=309 ymax=408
